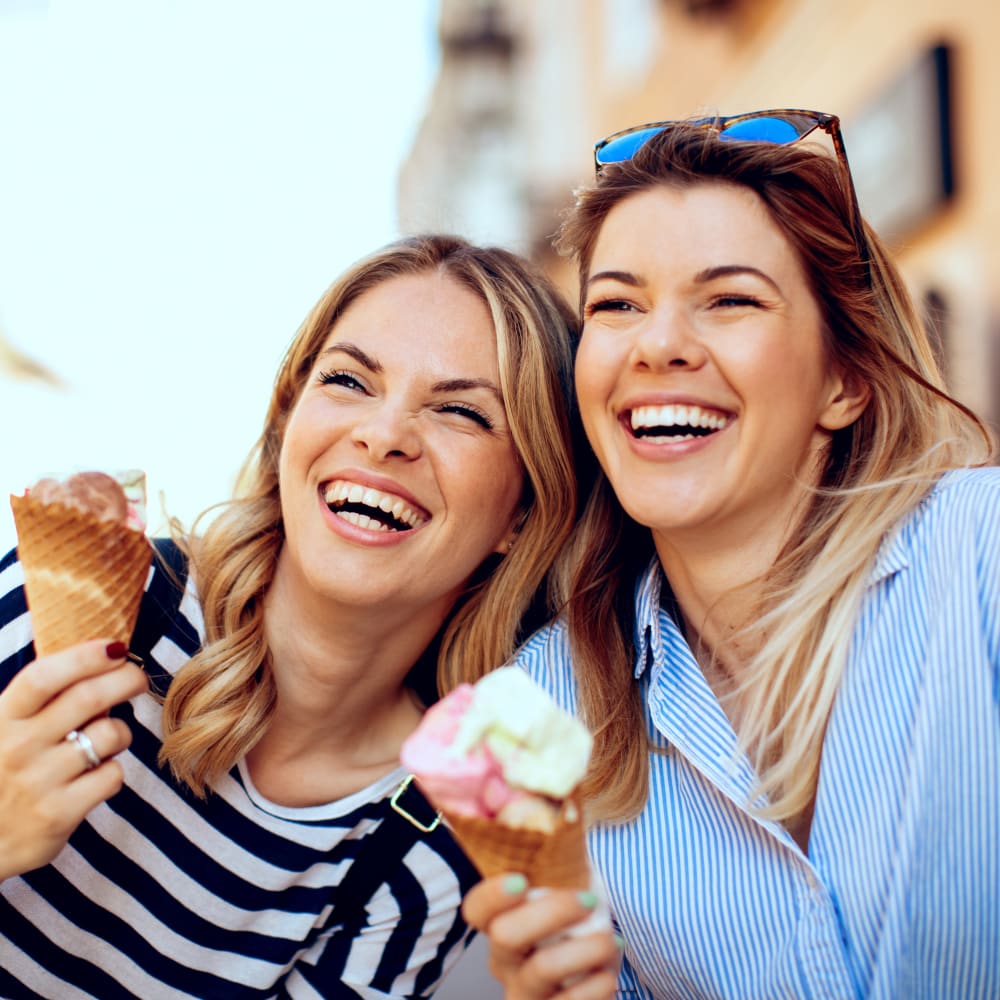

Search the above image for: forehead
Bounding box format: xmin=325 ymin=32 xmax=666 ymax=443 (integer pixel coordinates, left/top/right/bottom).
xmin=321 ymin=271 xmax=502 ymax=376
xmin=591 ymin=182 xmax=801 ymax=275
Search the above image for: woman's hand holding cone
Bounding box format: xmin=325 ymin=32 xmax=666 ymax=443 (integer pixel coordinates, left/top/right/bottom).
xmin=0 ymin=639 xmax=147 ymax=881
xmin=463 ymin=874 xmax=621 ymax=999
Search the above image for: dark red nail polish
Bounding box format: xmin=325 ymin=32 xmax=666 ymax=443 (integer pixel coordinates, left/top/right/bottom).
xmin=105 ymin=641 xmax=128 ymax=660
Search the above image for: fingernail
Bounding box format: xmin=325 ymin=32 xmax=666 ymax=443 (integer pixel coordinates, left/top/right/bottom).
xmin=502 ymin=874 xmax=527 ymax=896
xmin=105 ymin=641 xmax=128 ymax=660
xmin=578 ymin=890 xmax=599 ymax=910
xmin=614 ymin=934 xmax=626 ymax=951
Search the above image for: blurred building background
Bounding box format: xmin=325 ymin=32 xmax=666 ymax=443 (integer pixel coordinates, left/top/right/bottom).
xmin=400 ymin=0 xmax=1000 ymax=429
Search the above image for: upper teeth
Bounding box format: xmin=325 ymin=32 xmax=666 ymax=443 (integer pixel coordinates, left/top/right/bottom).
xmin=323 ymin=480 xmax=425 ymax=530
xmin=630 ymin=404 xmax=727 ymax=431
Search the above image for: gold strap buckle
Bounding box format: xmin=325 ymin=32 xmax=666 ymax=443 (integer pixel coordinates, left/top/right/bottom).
xmin=390 ymin=774 xmax=441 ymax=832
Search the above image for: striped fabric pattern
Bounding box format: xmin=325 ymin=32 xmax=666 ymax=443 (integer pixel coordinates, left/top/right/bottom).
xmin=515 ymin=467 xmax=1000 ymax=999
xmin=0 ymin=550 xmax=476 ymax=999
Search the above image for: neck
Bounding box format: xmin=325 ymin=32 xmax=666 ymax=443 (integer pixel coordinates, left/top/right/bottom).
xmin=247 ymin=553 xmax=446 ymax=806
xmin=653 ymin=518 xmax=786 ymax=681
xmin=651 ymin=463 xmax=823 ymax=675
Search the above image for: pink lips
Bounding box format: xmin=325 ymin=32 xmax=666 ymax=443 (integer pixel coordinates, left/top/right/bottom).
xmin=320 ymin=467 xmax=431 ymax=544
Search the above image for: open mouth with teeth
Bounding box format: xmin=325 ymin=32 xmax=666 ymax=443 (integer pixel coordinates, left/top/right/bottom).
xmin=629 ymin=403 xmax=730 ymax=441
xmin=323 ymin=480 xmax=428 ymax=533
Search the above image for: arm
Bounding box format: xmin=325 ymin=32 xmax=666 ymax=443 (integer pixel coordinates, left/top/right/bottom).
xmin=463 ymin=874 xmax=621 ymax=1000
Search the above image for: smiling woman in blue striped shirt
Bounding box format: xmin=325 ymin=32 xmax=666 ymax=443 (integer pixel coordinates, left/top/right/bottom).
xmin=465 ymin=116 xmax=1000 ymax=999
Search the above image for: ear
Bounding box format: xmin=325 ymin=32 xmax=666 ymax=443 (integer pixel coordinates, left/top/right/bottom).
xmin=493 ymin=508 xmax=528 ymax=556
xmin=818 ymin=367 xmax=870 ymax=431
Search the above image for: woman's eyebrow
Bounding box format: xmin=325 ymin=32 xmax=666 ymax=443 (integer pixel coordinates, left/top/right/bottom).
xmin=431 ymin=377 xmax=502 ymax=400
xmin=320 ymin=342 xmax=382 ymax=372
xmin=694 ymin=264 xmax=782 ymax=293
xmin=585 ymin=269 xmax=642 ymax=290
xmin=318 ymin=347 xmax=501 ymax=401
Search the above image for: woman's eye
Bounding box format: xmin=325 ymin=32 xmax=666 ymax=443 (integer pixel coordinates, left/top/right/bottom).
xmin=585 ymin=297 xmax=634 ymax=317
xmin=318 ymin=369 xmax=365 ymax=391
xmin=438 ymin=403 xmax=494 ymax=430
xmin=711 ymin=294 xmax=763 ymax=309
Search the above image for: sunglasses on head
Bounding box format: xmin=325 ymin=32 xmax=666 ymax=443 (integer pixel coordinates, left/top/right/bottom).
xmin=593 ymin=109 xmax=869 ymax=267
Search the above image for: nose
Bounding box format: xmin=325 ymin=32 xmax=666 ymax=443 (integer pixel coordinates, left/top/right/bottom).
xmin=629 ymin=304 xmax=707 ymax=372
xmin=350 ymin=401 xmax=423 ymax=461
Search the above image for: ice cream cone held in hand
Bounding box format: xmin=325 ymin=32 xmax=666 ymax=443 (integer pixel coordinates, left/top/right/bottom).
xmin=11 ymin=471 xmax=153 ymax=657
xmin=401 ymin=666 xmax=596 ymax=890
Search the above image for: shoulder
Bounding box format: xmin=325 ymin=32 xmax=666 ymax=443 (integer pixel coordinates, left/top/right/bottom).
xmin=899 ymin=467 xmax=1000 ymax=558
xmin=509 ymin=617 xmax=581 ymax=714
xmin=869 ymin=469 xmax=1000 ymax=648
xmin=925 ymin=466 xmax=1000 ymax=516
xmin=512 ymin=616 xmax=571 ymax=677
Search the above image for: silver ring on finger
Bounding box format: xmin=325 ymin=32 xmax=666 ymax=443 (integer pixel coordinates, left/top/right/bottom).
xmin=66 ymin=728 xmax=102 ymax=770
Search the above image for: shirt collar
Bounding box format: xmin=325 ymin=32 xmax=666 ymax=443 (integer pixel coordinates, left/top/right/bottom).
xmin=634 ymin=557 xmax=667 ymax=678
xmin=869 ymin=526 xmax=910 ymax=585
xmin=866 ymin=478 xmax=943 ymax=585
xmin=633 ymin=496 xmax=920 ymax=678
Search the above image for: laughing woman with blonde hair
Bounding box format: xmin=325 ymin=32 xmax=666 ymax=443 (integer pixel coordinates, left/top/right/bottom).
xmin=0 ymin=234 xmax=581 ymax=998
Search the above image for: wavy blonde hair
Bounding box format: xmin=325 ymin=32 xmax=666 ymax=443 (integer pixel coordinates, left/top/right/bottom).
xmin=556 ymin=124 xmax=995 ymax=823
xmin=159 ymin=235 xmax=580 ymax=796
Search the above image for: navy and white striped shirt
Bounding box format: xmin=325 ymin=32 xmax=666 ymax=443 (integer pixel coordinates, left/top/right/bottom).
xmin=515 ymin=467 xmax=1000 ymax=999
xmin=0 ymin=547 xmax=477 ymax=999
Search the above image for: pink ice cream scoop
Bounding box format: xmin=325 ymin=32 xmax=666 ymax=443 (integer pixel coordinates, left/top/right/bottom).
xmin=400 ymin=666 xmax=592 ymax=822
xmin=400 ymin=684 xmax=522 ymax=817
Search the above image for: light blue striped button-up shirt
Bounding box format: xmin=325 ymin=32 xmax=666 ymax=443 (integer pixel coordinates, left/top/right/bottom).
xmin=515 ymin=467 xmax=999 ymax=999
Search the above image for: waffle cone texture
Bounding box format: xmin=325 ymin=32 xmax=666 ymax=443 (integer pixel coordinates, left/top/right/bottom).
xmin=11 ymin=493 xmax=153 ymax=657
xmin=443 ymin=793 xmax=590 ymax=889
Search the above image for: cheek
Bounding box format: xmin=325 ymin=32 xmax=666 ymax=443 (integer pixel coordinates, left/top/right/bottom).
xmin=275 ymin=400 xmax=322 ymax=507
xmin=573 ymin=336 xmax=615 ymax=426
xmin=487 ymin=452 xmax=525 ymax=516
xmin=464 ymin=445 xmax=524 ymax=535
xmin=276 ymin=409 xmax=303 ymax=483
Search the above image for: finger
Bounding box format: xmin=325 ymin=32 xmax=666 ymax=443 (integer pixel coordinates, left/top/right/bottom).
xmin=0 ymin=716 xmax=132 ymax=817
xmin=0 ymin=753 xmax=127 ymax=881
xmin=463 ymin=873 xmax=531 ymax=931
xmin=61 ymin=756 xmax=128 ymax=816
xmin=522 ymin=932 xmax=621 ymax=996
xmin=58 ymin=717 xmax=134 ymax=781
xmin=552 ymin=969 xmax=618 ymax=1000
xmin=1 ymin=640 xmax=132 ymax=719
xmin=37 ymin=660 xmax=147 ymax=744
xmin=488 ymin=888 xmax=599 ymax=955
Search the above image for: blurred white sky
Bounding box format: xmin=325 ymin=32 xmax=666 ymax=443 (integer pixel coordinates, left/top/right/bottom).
xmin=0 ymin=0 xmax=440 ymax=551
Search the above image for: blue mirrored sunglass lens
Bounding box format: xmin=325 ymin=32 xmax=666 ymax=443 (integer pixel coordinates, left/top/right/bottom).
xmin=596 ymin=125 xmax=665 ymax=164
xmin=719 ymin=117 xmax=802 ymax=144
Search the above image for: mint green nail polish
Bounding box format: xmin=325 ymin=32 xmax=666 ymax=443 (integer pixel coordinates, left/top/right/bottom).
xmin=614 ymin=934 xmax=626 ymax=951
xmin=503 ymin=874 xmax=527 ymax=895
xmin=578 ymin=890 xmax=599 ymax=910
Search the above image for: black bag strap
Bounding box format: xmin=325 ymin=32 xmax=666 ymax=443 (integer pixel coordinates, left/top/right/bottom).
xmin=128 ymin=537 xmax=189 ymax=693
xmin=326 ymin=776 xmax=443 ymax=929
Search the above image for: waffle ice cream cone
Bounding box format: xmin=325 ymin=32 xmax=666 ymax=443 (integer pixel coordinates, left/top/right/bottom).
xmin=442 ymin=791 xmax=590 ymax=889
xmin=11 ymin=484 xmax=152 ymax=657
xmin=402 ymin=666 xmax=600 ymax=890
